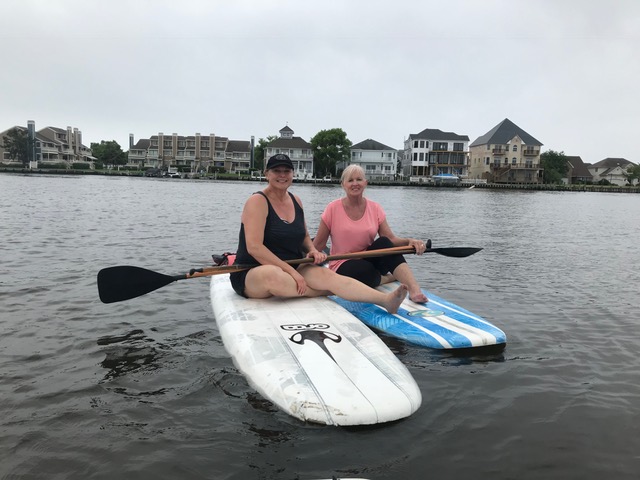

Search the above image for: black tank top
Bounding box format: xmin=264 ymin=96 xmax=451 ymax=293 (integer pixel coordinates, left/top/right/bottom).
xmin=234 ymin=191 xmax=306 ymax=265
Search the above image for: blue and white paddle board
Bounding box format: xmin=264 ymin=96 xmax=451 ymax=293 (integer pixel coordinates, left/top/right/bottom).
xmin=210 ymin=275 xmax=422 ymax=426
xmin=331 ymin=281 xmax=506 ymax=349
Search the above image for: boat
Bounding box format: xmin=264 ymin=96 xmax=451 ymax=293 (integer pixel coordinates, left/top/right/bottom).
xmin=431 ymin=173 xmax=460 ymax=185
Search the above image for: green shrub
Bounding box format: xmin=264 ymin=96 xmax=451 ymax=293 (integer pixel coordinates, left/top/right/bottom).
xmin=71 ymin=163 xmax=92 ymax=170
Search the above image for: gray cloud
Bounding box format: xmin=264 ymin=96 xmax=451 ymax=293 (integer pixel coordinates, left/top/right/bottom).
xmin=2 ymin=0 xmax=639 ymax=163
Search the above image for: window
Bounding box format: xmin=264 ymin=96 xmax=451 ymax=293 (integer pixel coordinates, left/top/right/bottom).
xmin=453 ymin=142 xmax=463 ymax=151
xmin=512 ymin=158 xmax=517 ymax=164
xmin=432 ymin=142 xmax=448 ymax=151
xmin=413 ymin=140 xmax=418 ymax=148
xmin=419 ymin=140 xmax=425 ymax=148
xmin=419 ymin=152 xmax=424 ymax=161
xmin=512 ymin=145 xmax=517 ymax=151
xmin=413 ymin=152 xmax=418 ymax=161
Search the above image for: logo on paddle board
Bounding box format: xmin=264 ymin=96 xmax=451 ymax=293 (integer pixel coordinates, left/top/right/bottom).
xmin=407 ymin=309 xmax=444 ymax=317
xmin=281 ymin=323 xmax=342 ymax=363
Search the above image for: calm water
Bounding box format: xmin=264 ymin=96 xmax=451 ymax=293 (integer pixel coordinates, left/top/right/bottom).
xmin=1 ymin=173 xmax=640 ymax=480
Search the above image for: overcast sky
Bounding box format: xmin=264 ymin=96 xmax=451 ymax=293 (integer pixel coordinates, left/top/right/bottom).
xmin=2 ymin=0 xmax=639 ymax=164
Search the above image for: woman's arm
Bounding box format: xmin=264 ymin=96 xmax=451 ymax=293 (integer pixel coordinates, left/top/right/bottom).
xmin=312 ymin=218 xmax=330 ymax=253
xmin=295 ymin=195 xmax=326 ymax=264
xmin=378 ymin=219 xmax=426 ymax=254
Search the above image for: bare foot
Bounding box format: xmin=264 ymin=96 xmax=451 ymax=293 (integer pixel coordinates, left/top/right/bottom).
xmin=384 ymin=284 xmax=408 ymax=314
xmin=409 ymin=290 xmax=428 ymax=303
xmin=380 ymin=273 xmax=396 ymax=285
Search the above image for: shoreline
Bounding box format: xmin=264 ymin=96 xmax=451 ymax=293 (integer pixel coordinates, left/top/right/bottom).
xmin=1 ymin=167 xmax=638 ymax=193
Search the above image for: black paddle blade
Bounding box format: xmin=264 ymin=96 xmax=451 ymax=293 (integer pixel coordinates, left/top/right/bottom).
xmin=428 ymin=247 xmax=483 ymax=258
xmin=97 ymin=266 xmax=178 ymax=304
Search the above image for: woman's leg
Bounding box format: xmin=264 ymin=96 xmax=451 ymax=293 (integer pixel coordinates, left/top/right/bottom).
xmin=300 ymin=265 xmax=407 ymax=314
xmin=242 ymin=264 xmax=407 ymax=314
xmin=369 ymin=237 xmax=428 ymax=303
xmin=336 ymin=259 xmax=381 ymax=287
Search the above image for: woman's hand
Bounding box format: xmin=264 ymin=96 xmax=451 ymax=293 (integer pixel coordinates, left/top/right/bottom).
xmin=290 ymin=269 xmax=308 ymax=295
xmin=408 ymin=238 xmax=427 ymax=255
xmin=306 ymin=249 xmax=328 ymax=265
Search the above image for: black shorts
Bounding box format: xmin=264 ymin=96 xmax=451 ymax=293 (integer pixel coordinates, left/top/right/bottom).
xmin=229 ymin=270 xmax=250 ymax=298
xmin=335 ymin=236 xmax=406 ymax=288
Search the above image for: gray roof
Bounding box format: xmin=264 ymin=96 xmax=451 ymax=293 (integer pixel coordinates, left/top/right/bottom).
xmin=409 ymin=128 xmax=469 ymax=142
xmin=566 ymin=156 xmax=592 ymax=179
xmin=226 ymin=140 xmax=250 ymax=152
xmin=132 ymin=139 xmax=151 ymax=149
xmin=279 ymin=125 xmax=294 ymax=133
xmin=470 ymin=118 xmax=542 ymax=147
xmin=590 ymin=157 xmax=634 ymax=168
xmin=351 ymin=138 xmax=396 ymax=151
xmin=268 ymin=136 xmax=312 ymax=148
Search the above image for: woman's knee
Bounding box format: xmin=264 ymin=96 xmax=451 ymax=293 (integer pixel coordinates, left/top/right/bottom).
xmin=370 ymin=236 xmax=394 ymax=249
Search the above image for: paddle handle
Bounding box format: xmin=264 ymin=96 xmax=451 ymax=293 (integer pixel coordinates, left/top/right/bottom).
xmin=186 ymin=245 xmax=417 ymax=278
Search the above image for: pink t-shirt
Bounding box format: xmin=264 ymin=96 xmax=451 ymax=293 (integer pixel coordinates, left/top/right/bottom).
xmin=321 ymin=198 xmax=386 ymax=271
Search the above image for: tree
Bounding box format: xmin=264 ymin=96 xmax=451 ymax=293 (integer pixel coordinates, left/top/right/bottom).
xmin=624 ymin=163 xmax=640 ymax=185
xmin=540 ymin=150 xmax=568 ymax=184
xmin=1 ymin=127 xmax=34 ymax=167
xmin=310 ymin=128 xmax=352 ymax=177
xmin=90 ymin=140 xmax=126 ymax=167
xmin=253 ymin=135 xmax=278 ymax=172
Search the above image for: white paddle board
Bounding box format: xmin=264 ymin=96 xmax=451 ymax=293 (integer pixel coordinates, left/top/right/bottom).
xmin=210 ymin=274 xmax=421 ymax=426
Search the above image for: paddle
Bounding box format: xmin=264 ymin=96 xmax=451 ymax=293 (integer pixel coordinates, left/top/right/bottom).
xmin=97 ymin=244 xmax=482 ymax=304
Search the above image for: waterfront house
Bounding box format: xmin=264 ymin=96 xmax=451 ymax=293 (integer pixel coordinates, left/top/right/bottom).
xmin=1 ymin=120 xmax=93 ymax=166
xmin=349 ymin=139 xmax=397 ymax=181
xmin=588 ymin=157 xmax=636 ymax=186
xmin=401 ymin=128 xmax=469 ymax=183
xmin=127 ymin=132 xmax=250 ymax=174
xmin=564 ymin=156 xmax=593 ymax=184
xmin=264 ymin=126 xmax=314 ymax=180
xmin=468 ymin=118 xmax=543 ymax=184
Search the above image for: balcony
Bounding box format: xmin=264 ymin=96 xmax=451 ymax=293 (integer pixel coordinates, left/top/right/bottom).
xmin=492 ymin=148 xmax=507 ymax=155
xmin=491 ymin=162 xmax=538 ymax=170
xmin=523 ymin=149 xmax=540 ymax=156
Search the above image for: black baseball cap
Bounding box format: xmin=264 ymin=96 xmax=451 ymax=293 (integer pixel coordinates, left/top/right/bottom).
xmin=266 ymin=154 xmax=293 ymax=170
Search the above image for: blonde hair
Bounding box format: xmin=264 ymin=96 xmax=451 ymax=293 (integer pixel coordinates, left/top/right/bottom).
xmin=340 ymin=164 xmax=366 ymax=184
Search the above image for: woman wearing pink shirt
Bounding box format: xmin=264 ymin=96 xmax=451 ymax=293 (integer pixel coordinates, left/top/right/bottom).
xmin=313 ymin=164 xmax=428 ymax=303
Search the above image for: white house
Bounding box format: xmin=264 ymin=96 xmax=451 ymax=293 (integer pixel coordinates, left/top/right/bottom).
xmin=265 ymin=126 xmax=314 ymax=179
xmin=349 ymin=139 xmax=397 ymax=181
xmin=588 ymin=157 xmax=636 ymax=186
xmin=402 ymin=128 xmax=469 ymax=182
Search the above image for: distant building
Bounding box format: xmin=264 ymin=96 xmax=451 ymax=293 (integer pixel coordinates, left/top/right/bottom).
xmin=127 ymin=132 xmax=251 ymax=174
xmin=264 ymin=126 xmax=314 ymax=179
xmin=564 ymin=156 xmax=593 ymax=184
xmin=588 ymin=157 xmax=636 ymax=186
xmin=349 ymin=139 xmax=397 ymax=181
xmin=468 ymin=118 xmax=543 ymax=184
xmin=0 ymin=121 xmax=93 ymax=166
xmin=402 ymin=128 xmax=469 ymax=182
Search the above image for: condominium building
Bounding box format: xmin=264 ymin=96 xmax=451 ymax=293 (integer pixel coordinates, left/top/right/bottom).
xmin=0 ymin=120 xmax=93 ymax=165
xmin=264 ymin=126 xmax=314 ymax=179
xmin=402 ymin=128 xmax=469 ymax=181
xmin=468 ymin=118 xmax=543 ymax=184
xmin=349 ymin=139 xmax=397 ymax=181
xmin=127 ymin=132 xmax=251 ymax=174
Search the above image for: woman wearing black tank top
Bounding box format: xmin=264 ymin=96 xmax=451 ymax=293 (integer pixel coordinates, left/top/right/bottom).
xmin=230 ymin=154 xmax=407 ymax=314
